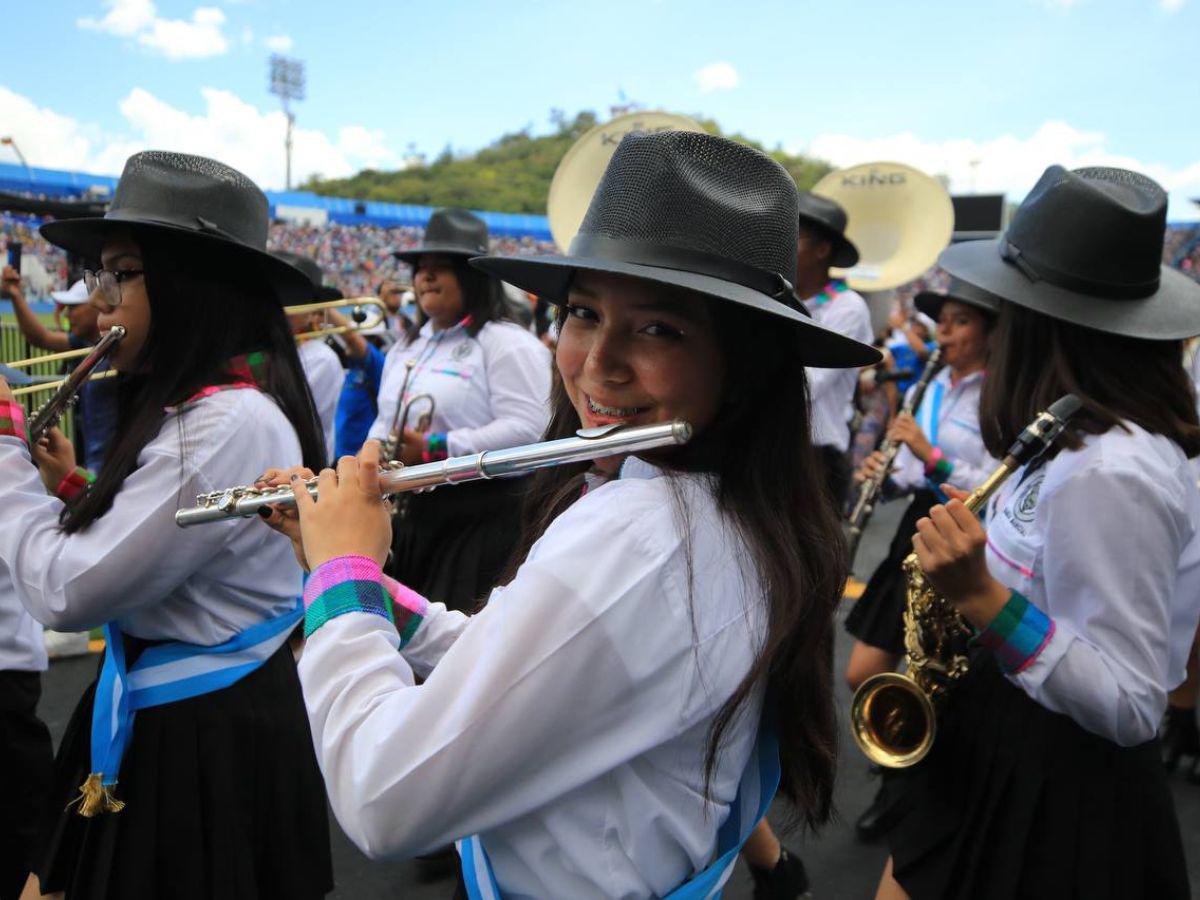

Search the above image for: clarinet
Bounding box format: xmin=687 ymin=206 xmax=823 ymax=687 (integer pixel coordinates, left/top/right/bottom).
xmin=175 ymin=420 xmax=692 ymax=527
xmin=845 ymin=346 xmax=942 ymax=567
xmin=27 ymin=326 xmax=125 ymax=443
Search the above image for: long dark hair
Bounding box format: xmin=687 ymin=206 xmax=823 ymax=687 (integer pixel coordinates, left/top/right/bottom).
xmin=505 ymin=295 xmax=846 ymax=831
xmin=63 ymin=231 xmax=326 ymax=532
xmin=980 ymin=302 xmax=1200 ymax=459
xmin=404 ymin=257 xmax=513 ymax=343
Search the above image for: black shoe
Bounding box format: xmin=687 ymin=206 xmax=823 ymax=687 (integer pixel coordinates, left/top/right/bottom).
xmin=855 ymin=782 xmax=899 ymax=843
xmin=1161 ymin=705 xmax=1200 ymax=771
xmin=749 ymin=845 xmax=811 ymax=900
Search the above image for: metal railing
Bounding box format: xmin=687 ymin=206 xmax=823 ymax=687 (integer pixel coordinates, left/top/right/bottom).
xmin=1 ymin=320 xmax=77 ymax=440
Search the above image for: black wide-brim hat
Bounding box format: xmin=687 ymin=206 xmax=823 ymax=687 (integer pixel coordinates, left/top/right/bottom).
xmin=272 ymin=250 xmax=342 ymax=301
xmin=471 ymin=132 xmax=879 ymax=368
xmin=938 ymin=165 xmax=1200 ymax=341
xmin=797 ymin=191 xmax=860 ymax=269
xmin=393 ymin=208 xmax=490 ymax=264
xmin=40 ymin=151 xmax=311 ymax=305
xmin=914 ymin=275 xmax=1002 ymax=321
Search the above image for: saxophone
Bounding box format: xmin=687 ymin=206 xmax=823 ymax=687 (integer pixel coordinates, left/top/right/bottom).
xmin=849 ymin=393 xmax=1082 ymax=768
xmin=846 ymin=347 xmax=943 ymax=566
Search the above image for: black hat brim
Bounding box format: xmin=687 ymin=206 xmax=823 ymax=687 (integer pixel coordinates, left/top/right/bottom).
xmin=40 ymin=216 xmax=313 ymax=305
xmin=471 ymin=253 xmax=881 ymax=368
xmin=393 ymin=243 xmax=486 ymax=264
xmin=939 ymin=240 xmax=1200 ymax=341
xmin=914 ymin=288 xmax=999 ymax=322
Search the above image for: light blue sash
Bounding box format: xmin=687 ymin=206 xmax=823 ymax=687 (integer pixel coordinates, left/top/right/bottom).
xmin=456 ymin=724 xmax=780 ymax=900
xmin=916 ymin=380 xmax=945 ymax=449
xmin=76 ymin=604 xmax=303 ymax=816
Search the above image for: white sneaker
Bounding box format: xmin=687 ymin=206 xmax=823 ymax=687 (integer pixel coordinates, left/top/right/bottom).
xmin=43 ymin=630 xmax=91 ymax=659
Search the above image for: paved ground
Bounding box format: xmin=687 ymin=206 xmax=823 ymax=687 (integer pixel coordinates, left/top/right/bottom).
xmin=36 ymin=500 xmax=1200 ymax=898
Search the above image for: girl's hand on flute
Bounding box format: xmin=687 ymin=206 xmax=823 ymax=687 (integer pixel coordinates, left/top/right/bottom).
xmin=293 ymin=440 xmax=392 ymax=572
xmin=257 ymin=465 xmax=315 ymax=572
xmin=32 ymin=426 xmax=76 ymax=492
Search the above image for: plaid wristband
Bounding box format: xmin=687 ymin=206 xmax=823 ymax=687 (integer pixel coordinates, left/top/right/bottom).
xmin=420 ymin=431 xmax=449 ymax=464
xmin=924 ymin=447 xmax=955 ymax=485
xmin=0 ymin=401 xmax=26 ymax=443
xmin=380 ymin=574 xmax=429 ymax=647
xmin=304 ymin=555 xmax=394 ymax=638
xmin=977 ymin=590 xmax=1055 ymax=674
xmin=55 ymin=467 xmax=95 ymax=503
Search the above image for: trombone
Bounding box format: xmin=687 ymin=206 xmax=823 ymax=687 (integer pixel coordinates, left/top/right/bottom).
xmin=3 ymin=297 xmax=390 ymax=398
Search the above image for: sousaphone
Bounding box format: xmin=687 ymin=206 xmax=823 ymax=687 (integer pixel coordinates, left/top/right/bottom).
xmin=812 ymin=161 xmax=954 ymax=292
xmin=547 ymin=111 xmax=705 ymax=251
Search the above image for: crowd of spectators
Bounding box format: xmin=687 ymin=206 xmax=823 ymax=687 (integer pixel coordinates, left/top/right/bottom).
xmin=3 ymin=209 xmax=1199 ymax=300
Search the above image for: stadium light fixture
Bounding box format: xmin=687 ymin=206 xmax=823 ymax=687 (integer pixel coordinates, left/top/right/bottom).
xmin=268 ymin=55 xmax=306 ymax=190
xmin=1 ymin=136 xmax=34 ymax=184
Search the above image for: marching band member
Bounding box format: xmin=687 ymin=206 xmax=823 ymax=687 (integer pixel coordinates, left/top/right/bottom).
xmin=843 ymin=277 xmax=997 ymax=841
xmin=877 ymin=166 xmax=1200 ymax=899
xmin=794 ymin=193 xmax=874 ymax=508
xmin=267 ymin=132 xmax=879 ymax=898
xmin=0 ymin=151 xmax=333 ymax=899
xmin=367 ymin=207 xmax=551 ymax=612
xmin=275 ymin=252 xmax=347 ymax=460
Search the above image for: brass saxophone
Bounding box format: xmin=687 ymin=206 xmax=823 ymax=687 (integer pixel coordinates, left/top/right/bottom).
xmin=849 ymin=393 xmax=1082 ymax=768
xmin=846 ymin=347 xmax=943 ymax=566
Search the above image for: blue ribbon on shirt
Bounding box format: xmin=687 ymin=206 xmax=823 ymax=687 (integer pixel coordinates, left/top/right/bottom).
xmin=456 ymin=723 xmax=781 ymax=900
xmin=916 ymin=380 xmax=951 ymax=501
xmin=75 ymin=603 xmax=303 ymax=816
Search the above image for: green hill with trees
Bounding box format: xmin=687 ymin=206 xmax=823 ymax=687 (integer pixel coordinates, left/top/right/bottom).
xmin=300 ymin=110 xmax=833 ymax=214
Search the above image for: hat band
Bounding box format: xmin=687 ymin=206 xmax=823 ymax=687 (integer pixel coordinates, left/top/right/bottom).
xmin=568 ymin=233 xmax=794 ymax=301
xmin=1000 ymin=240 xmax=1159 ymax=300
xmin=105 ymin=208 xmax=257 ymax=248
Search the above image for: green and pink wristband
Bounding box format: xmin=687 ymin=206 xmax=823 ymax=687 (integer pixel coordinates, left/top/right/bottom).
xmin=0 ymin=401 xmax=26 ymax=443
xmin=303 ymin=554 xmax=428 ymax=646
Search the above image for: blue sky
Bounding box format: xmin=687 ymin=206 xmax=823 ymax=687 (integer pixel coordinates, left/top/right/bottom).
xmin=6 ymin=0 xmax=1199 ymax=216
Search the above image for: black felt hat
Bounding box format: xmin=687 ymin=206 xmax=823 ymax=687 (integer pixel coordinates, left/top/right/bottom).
xmin=393 ymin=208 xmax=490 ymax=264
xmin=914 ymin=275 xmax=1002 ymax=321
xmin=40 ymin=151 xmax=311 ymax=304
xmin=797 ymin=192 xmax=860 ymax=269
xmin=471 ymin=131 xmax=879 ymax=368
xmin=271 ymin=251 xmax=342 ymax=301
xmin=939 ymin=166 xmax=1200 ymax=340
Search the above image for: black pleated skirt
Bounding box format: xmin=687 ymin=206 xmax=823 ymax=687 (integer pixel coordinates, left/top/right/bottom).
xmin=845 ymin=489 xmax=937 ymax=654
xmin=0 ymin=670 xmax=53 ymax=900
xmin=33 ymin=637 xmax=333 ymax=900
xmin=389 ymin=475 xmax=528 ymax=613
xmin=885 ymin=651 xmax=1189 ymax=899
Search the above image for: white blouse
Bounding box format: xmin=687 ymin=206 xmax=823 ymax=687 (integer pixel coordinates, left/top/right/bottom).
xmin=0 ymin=389 xmax=304 ymax=644
xmin=367 ymin=319 xmax=551 ymax=456
xmin=299 ymin=458 xmax=768 ymax=898
xmin=984 ymin=423 xmax=1200 ymax=746
xmin=298 ymin=339 xmax=346 ymax=461
xmin=804 ymin=287 xmax=873 ymax=451
xmin=891 ymin=368 xmax=996 ymax=493
xmin=0 ymin=578 xmax=47 ymax=673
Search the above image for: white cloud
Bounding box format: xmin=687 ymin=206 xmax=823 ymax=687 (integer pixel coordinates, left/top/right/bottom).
xmin=1160 ymin=0 xmax=1186 ymax=12
xmin=0 ymin=85 xmax=398 ymax=191
xmin=693 ymin=61 xmax=739 ymax=94
xmin=264 ymin=34 xmax=294 ymax=52
xmin=791 ymin=121 xmax=1200 ymax=220
xmin=78 ymin=0 xmax=229 ymax=60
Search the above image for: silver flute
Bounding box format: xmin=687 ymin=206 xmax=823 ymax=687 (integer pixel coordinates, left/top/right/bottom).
xmin=175 ymin=420 xmax=693 ymax=527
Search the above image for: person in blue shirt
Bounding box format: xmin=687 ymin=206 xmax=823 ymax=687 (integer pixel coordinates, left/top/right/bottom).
xmin=329 ymin=305 xmax=389 ymax=459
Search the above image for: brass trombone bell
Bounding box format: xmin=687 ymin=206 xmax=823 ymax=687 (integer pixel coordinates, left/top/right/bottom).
xmin=849 ymin=671 xmax=936 ymax=769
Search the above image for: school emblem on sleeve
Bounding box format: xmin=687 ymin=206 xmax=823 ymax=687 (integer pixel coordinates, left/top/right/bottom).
xmin=1004 ymin=469 xmax=1045 ymax=535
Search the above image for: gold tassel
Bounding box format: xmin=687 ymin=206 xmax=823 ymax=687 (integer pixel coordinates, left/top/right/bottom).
xmin=69 ymin=773 xmax=125 ymax=817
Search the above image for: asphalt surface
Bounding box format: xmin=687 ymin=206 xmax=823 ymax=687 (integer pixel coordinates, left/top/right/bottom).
xmin=35 ymin=500 xmax=1200 ymax=898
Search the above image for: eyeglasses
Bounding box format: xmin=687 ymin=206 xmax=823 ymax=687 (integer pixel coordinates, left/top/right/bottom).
xmin=84 ymin=268 xmax=144 ymax=308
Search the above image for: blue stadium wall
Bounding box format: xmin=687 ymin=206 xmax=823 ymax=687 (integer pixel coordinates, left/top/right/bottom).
xmin=0 ymin=161 xmax=553 ymax=241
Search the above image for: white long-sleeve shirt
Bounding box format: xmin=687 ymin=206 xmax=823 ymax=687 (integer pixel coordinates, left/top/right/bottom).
xmin=984 ymin=423 xmax=1200 ymax=746
xmin=0 ymin=578 xmax=46 ymax=672
xmin=298 ymin=339 xmax=345 ymax=461
xmin=0 ymin=389 xmax=303 ymax=643
xmin=368 ymin=319 xmax=550 ymax=456
xmin=891 ymin=367 xmax=996 ymax=493
xmin=804 ymin=286 xmax=872 ymax=450
xmin=299 ymin=458 xmax=767 ymax=898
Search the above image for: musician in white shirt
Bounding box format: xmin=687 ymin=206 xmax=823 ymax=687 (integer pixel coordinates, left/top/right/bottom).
xmin=263 ymin=132 xmax=879 ymax=898
xmin=0 ymin=151 xmax=333 ymax=900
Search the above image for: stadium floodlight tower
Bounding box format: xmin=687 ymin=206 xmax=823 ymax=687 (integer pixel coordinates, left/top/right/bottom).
xmin=269 ymin=54 xmax=306 ymax=190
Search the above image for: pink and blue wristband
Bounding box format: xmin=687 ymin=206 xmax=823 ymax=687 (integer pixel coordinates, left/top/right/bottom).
xmin=303 ymin=554 xmax=428 ymax=645
xmin=977 ymin=590 xmax=1055 ymax=674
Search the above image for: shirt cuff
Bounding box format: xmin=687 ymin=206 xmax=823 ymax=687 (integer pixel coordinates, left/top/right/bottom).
xmin=924 ymin=447 xmax=955 ymax=485
xmin=0 ymin=401 xmax=27 ymax=444
xmin=303 ymin=554 xmax=428 ymax=646
xmin=977 ymin=590 xmax=1056 ymax=674
xmin=55 ymin=466 xmax=95 ymax=503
